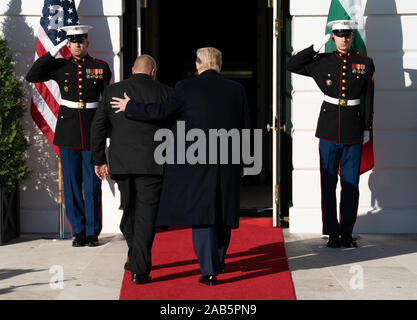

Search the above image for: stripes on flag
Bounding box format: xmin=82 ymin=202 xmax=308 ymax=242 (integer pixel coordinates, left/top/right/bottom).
xmin=30 ymin=0 xmax=80 ymax=157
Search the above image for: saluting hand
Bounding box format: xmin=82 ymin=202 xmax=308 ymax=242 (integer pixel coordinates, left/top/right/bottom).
xmin=50 ymin=39 xmax=69 ymax=57
xmin=111 ymin=92 xmax=131 ymax=113
xmin=313 ymin=34 xmax=331 ymax=52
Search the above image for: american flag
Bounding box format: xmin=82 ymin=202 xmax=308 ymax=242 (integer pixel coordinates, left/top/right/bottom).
xmin=30 ymin=0 xmax=79 ymax=156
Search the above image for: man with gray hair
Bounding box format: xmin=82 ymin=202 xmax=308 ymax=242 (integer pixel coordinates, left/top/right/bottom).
xmin=90 ymin=55 xmax=173 ymax=284
xmin=196 ymin=47 xmax=222 ymax=72
xmin=111 ymin=47 xmax=251 ymax=286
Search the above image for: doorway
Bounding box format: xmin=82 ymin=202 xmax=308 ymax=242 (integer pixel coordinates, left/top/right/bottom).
xmin=138 ymin=0 xmax=280 ymax=218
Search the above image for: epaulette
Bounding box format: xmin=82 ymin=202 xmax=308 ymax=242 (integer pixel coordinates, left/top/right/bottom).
xmin=318 ymin=52 xmax=332 ymax=58
xmin=93 ymin=58 xmax=108 ymax=65
xmin=356 ymin=52 xmax=372 ymax=60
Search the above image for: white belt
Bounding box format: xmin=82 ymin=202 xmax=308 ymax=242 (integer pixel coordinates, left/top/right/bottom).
xmin=323 ymin=95 xmax=360 ymax=107
xmin=61 ymin=99 xmax=99 ymax=109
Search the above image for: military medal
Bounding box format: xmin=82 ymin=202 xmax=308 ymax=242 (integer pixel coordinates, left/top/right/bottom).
xmin=352 ymin=64 xmax=366 ymax=75
xmin=86 ymin=69 xmax=104 ymax=79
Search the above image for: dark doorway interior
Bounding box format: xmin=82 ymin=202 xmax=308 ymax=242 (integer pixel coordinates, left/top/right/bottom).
xmin=140 ymin=0 xmax=273 ymax=214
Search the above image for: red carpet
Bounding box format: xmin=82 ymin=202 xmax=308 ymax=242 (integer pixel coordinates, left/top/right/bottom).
xmin=119 ymin=218 xmax=295 ymax=300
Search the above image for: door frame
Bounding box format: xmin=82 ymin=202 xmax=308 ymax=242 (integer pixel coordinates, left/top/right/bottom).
xmin=272 ymin=0 xmax=292 ymax=227
xmin=128 ymin=0 xmax=293 ymax=226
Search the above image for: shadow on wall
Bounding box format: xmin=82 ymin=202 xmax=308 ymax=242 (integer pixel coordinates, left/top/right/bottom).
xmin=1 ymin=0 xmax=61 ymax=214
xmin=1 ymin=0 xmax=118 ymax=232
xmin=356 ymin=0 xmax=417 ymax=233
xmin=78 ymin=0 xmax=117 ymax=196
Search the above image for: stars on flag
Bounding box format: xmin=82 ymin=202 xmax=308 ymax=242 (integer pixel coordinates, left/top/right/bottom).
xmin=41 ymin=0 xmax=79 ymax=45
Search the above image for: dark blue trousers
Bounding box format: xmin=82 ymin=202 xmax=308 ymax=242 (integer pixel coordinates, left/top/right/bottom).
xmin=319 ymin=140 xmax=362 ymax=236
xmin=192 ymin=222 xmax=231 ymax=276
xmin=192 ymin=174 xmax=231 ymax=276
xmin=60 ymin=148 xmax=102 ymax=236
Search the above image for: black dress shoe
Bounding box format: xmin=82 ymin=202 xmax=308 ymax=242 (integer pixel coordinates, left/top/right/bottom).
xmin=341 ymin=234 xmax=358 ymax=248
xmin=86 ymin=235 xmax=99 ymax=247
xmin=131 ymin=273 xmax=153 ymax=284
xmin=327 ymin=235 xmax=341 ymax=248
xmin=72 ymin=233 xmax=85 ymax=247
xmin=198 ymin=275 xmax=217 ymax=286
xmin=124 ymin=262 xmax=130 ymax=271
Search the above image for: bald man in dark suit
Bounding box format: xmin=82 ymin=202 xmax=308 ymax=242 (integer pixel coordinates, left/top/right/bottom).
xmin=91 ymin=55 xmax=173 ymax=284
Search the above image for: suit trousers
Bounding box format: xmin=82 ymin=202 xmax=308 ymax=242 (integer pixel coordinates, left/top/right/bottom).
xmin=319 ymin=140 xmax=362 ymax=236
xmin=192 ymin=173 xmax=232 ymax=276
xmin=60 ymin=148 xmax=102 ymax=236
xmin=116 ymin=174 xmax=163 ymax=276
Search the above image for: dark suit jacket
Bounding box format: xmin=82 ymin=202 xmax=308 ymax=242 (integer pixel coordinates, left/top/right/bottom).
xmin=90 ymin=73 xmax=173 ymax=176
xmin=124 ymin=69 xmax=251 ymax=228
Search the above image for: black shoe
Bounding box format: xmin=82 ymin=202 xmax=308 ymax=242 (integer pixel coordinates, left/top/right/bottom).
xmin=124 ymin=262 xmax=130 ymax=271
xmin=341 ymin=234 xmax=358 ymax=248
xmin=86 ymin=235 xmax=99 ymax=247
xmin=327 ymin=235 xmax=341 ymax=248
xmin=131 ymin=273 xmax=153 ymax=284
xmin=72 ymin=233 xmax=85 ymax=247
xmin=198 ymin=275 xmax=217 ymax=286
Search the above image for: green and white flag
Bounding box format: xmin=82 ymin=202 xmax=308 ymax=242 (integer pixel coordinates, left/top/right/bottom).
xmin=325 ymin=0 xmax=374 ymax=174
xmin=325 ymin=0 xmax=367 ymax=55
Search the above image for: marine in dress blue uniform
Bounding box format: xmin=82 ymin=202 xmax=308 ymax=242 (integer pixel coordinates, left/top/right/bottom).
xmin=287 ymin=20 xmax=375 ymax=248
xmin=26 ymin=25 xmax=112 ymax=247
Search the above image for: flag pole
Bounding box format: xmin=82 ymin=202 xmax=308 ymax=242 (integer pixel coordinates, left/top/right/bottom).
xmin=58 ymin=158 xmax=65 ymax=239
xmin=43 ymin=156 xmax=70 ymax=240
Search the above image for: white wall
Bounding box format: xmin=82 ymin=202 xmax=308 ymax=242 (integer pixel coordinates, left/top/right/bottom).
xmin=0 ymin=0 xmax=124 ymax=234
xmin=289 ymin=0 xmax=417 ymax=233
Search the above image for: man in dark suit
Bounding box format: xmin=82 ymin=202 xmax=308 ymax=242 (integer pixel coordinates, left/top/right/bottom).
xmin=111 ymin=47 xmax=251 ymax=286
xmin=90 ymin=55 xmax=173 ymax=284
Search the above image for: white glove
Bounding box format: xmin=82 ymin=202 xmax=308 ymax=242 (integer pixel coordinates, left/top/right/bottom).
xmin=313 ymin=34 xmax=331 ymax=52
xmin=50 ymin=39 xmax=68 ymax=57
xmin=363 ymin=130 xmax=370 ymax=144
